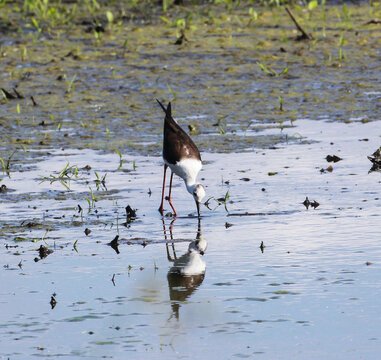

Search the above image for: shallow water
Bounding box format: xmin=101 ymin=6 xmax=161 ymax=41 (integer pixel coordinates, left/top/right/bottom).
xmin=1 ymin=119 xmax=380 ymax=359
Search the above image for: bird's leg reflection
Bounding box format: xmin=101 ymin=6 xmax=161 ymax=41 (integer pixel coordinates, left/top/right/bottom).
xmin=165 ymin=218 xmax=207 ymax=320
xmin=162 ymin=218 xmax=177 ymax=261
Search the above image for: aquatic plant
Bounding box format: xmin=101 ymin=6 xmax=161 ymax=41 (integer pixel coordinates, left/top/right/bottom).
xmin=214 ymin=0 xmax=236 ymax=13
xmin=167 ymin=84 xmax=177 ymax=100
xmin=222 ymin=190 xmax=229 ymax=212
xmin=106 ymin=10 xmax=114 ymax=27
xmin=42 ymin=228 xmax=50 ymax=244
xmin=162 ymin=0 xmax=169 ymax=12
xmin=308 ymin=0 xmax=318 ymax=12
xmin=257 ymin=61 xmax=288 ymax=77
xmin=247 ymin=7 xmax=258 ymax=27
xmin=115 ymin=150 xmax=124 ymax=170
xmin=94 ymin=171 xmax=107 ymax=191
xmin=73 ymin=239 xmax=79 ymax=253
xmin=122 ymin=38 xmax=129 ymax=54
xmin=0 ymin=150 xmax=16 ymax=174
xmin=83 ymin=0 xmax=100 ymax=15
xmin=94 ymin=29 xmax=102 ymax=46
xmin=204 ymin=196 xmax=222 ymax=211
xmin=65 ymin=74 xmax=77 ymax=94
xmin=39 ymin=162 xmax=79 ymax=190
xmin=20 ymin=46 xmax=28 ymax=61
xmin=259 ymin=0 xmax=290 ymax=7
xmin=278 ymin=96 xmax=284 ymax=111
xmin=30 ymin=17 xmax=42 ymax=38
xmin=338 ymin=33 xmax=346 ymax=61
xmin=85 ymin=187 xmax=97 ymax=210
xmin=306 ymin=0 xmax=319 ymax=20
xmin=215 ymin=115 xmax=228 ymax=135
xmin=278 ymin=118 xmax=284 ymax=131
xmin=340 ymin=4 xmax=353 ymax=29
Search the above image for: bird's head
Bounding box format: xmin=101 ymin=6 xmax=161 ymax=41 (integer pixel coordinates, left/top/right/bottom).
xmin=192 ymin=184 xmax=206 ymax=217
xmin=188 ymin=235 xmax=207 ymax=255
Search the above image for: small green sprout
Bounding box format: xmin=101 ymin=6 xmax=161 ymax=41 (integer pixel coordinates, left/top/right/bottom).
xmin=116 ymin=150 xmax=124 ymax=169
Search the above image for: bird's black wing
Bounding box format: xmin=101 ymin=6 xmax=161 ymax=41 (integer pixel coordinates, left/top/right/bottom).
xmin=156 ymin=100 xmax=201 ymax=165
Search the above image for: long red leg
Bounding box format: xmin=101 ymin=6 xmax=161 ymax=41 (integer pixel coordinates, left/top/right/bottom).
xmin=168 ymin=171 xmax=178 ymax=217
xmin=158 ymin=164 xmax=168 ymax=215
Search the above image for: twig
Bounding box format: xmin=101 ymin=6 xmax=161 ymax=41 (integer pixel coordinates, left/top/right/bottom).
xmin=285 ymin=7 xmax=312 ymax=40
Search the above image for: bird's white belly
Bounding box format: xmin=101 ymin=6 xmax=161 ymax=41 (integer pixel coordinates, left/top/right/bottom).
xmin=166 ymin=158 xmax=202 ymax=184
xmin=171 ymin=252 xmax=206 ymax=276
xmin=181 ymin=253 xmax=206 ymax=276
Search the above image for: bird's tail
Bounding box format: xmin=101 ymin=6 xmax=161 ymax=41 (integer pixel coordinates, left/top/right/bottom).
xmin=156 ymin=99 xmax=172 ymax=119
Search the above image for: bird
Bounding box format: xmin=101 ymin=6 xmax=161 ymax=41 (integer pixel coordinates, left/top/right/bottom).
xmin=156 ymin=99 xmax=205 ymax=218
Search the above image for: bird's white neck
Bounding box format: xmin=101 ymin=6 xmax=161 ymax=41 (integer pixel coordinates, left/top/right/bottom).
xmin=185 ymin=182 xmax=197 ymax=195
xmin=169 ymin=158 xmax=202 ymax=193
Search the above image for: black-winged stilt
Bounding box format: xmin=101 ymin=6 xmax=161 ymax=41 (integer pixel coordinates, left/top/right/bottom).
xmin=156 ymin=99 xmax=205 ymax=218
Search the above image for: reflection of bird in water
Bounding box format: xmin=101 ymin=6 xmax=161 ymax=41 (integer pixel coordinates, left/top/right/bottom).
xmin=163 ymin=219 xmax=207 ymax=320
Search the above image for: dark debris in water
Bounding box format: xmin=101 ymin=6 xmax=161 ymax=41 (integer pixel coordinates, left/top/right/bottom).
xmin=310 ymin=200 xmax=320 ymax=209
xmin=326 ymin=155 xmax=342 ymax=163
xmin=50 ymin=293 xmax=57 ymax=309
xmin=123 ymin=205 xmax=137 ymax=227
xmin=364 ymin=19 xmax=381 ymax=25
xmin=108 ymin=235 xmax=120 ymax=254
xmin=34 ymin=245 xmax=53 ymax=262
xmin=126 ymin=205 xmax=137 ymax=219
xmin=174 ymin=29 xmax=188 ymax=45
xmin=12 ymin=87 xmax=24 ymax=99
xmin=225 ymin=222 xmax=233 ymax=229
xmin=1 ymin=88 xmax=16 ymax=99
xmin=5 ymin=244 xmax=18 ymax=249
xmin=30 ymin=95 xmax=38 ymax=106
xmin=84 ymin=228 xmax=91 ymax=236
xmin=285 ymin=7 xmax=313 ymax=41
xmin=368 ymin=147 xmax=381 ymax=173
xmin=320 ymin=165 xmax=333 ymax=173
xmin=303 ymin=197 xmax=310 ymax=209
xmin=303 ymin=197 xmax=319 ymax=210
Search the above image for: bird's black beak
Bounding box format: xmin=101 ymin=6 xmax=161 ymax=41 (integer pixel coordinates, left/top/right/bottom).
xmin=196 ymin=200 xmax=201 ymax=218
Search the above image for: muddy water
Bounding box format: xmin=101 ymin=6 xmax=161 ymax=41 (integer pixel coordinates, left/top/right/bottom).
xmin=1 ymin=118 xmax=380 ymax=359
xmin=1 ymin=2 xmax=381 ymax=359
